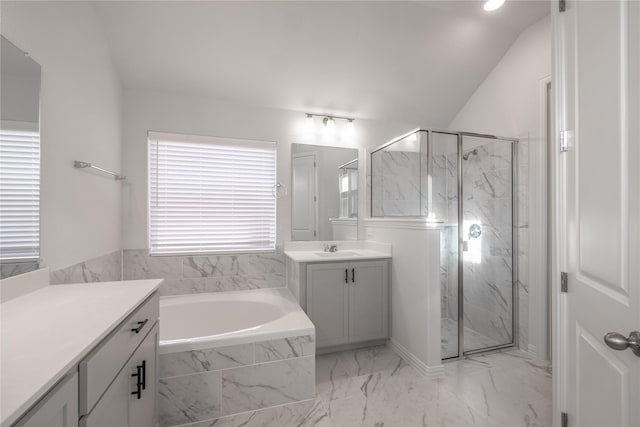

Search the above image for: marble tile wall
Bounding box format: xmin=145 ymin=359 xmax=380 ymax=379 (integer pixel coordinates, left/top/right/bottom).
xmin=122 ymin=249 xmax=286 ymax=296
xmin=49 ymin=250 xmax=122 ymax=285
xmin=0 ymin=261 xmax=39 ymax=280
xmin=158 ymin=334 xmax=315 ymax=427
xmin=371 ymin=151 xmax=421 ymax=217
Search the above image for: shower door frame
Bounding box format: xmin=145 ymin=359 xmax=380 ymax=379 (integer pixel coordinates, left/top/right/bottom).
xmin=452 ymin=131 xmax=519 ymax=359
xmin=369 ymin=129 xmax=520 ymax=360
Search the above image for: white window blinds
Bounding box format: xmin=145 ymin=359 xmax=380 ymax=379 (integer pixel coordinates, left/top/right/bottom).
xmin=0 ymin=122 xmax=40 ymax=261
xmin=148 ymin=132 xmax=276 ymax=255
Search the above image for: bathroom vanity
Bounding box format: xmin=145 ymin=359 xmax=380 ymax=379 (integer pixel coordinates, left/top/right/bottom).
xmin=1 ymin=278 xmax=162 ymax=427
xmin=284 ymin=241 xmax=391 ymax=351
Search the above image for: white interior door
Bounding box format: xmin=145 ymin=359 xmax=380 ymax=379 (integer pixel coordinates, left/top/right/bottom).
xmin=555 ymin=1 xmax=640 ymax=426
xmin=292 ymin=153 xmax=316 ymax=240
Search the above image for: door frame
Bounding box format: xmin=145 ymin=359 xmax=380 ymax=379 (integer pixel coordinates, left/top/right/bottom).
xmin=291 ymin=151 xmax=318 ymax=240
xmin=529 ymin=75 xmax=553 ymax=361
xmin=551 ymin=3 xmax=567 ymax=424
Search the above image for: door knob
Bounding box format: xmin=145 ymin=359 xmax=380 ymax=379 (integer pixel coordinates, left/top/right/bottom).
xmin=604 ymin=331 xmax=640 ymax=357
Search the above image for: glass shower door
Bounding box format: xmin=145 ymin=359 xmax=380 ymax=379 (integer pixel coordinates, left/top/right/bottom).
xmin=461 ymin=135 xmax=515 ymax=353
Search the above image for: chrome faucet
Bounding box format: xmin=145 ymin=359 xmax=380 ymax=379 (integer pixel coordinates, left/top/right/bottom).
xmin=324 ymin=243 xmax=339 ymax=252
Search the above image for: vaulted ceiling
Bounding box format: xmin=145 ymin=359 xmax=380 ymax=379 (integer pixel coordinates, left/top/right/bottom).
xmin=93 ymin=1 xmax=549 ymax=127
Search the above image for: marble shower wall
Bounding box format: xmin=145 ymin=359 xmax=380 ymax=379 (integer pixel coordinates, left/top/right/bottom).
xmin=371 ymin=150 xmax=421 ymax=217
xmin=158 ymin=334 xmax=315 ymax=427
xmin=122 ymin=249 xmax=286 ymax=295
xmin=49 ymin=250 xmax=122 ymax=284
xmin=459 ymin=138 xmax=516 ymax=349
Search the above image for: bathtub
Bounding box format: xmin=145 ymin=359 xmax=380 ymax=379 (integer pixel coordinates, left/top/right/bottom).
xmin=159 ymin=287 xmax=315 ymax=353
xmin=157 ymin=288 xmax=316 ymax=427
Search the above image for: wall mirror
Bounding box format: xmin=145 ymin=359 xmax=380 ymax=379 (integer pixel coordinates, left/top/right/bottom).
xmin=0 ymin=35 xmax=41 ymax=279
xmin=291 ymin=143 xmax=358 ymax=241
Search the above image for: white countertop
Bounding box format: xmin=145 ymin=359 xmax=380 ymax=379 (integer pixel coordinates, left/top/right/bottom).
xmin=284 ymin=240 xmax=392 ymax=263
xmin=285 ymin=249 xmax=392 ymax=263
xmin=0 ymin=279 xmax=162 ymax=426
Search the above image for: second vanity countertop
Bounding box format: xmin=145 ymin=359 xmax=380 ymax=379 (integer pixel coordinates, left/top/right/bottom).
xmin=284 ymin=240 xmax=392 ymax=263
xmin=1 ymin=279 xmax=163 ymax=427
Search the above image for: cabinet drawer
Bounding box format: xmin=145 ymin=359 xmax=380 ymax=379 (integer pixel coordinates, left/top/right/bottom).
xmin=79 ymin=292 xmax=158 ymax=415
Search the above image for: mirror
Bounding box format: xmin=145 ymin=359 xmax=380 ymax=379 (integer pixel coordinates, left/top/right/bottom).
xmin=0 ymin=36 xmax=41 ymax=279
xmin=291 ymin=143 xmax=358 ymax=241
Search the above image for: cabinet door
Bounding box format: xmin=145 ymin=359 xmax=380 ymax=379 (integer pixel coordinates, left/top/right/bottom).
xmin=128 ymin=322 xmax=158 ymax=427
xmin=81 ymin=323 xmax=158 ymax=427
xmin=349 ymin=261 xmax=389 ymax=343
xmin=16 ymin=372 xmax=78 ymax=427
xmin=306 ymin=263 xmax=350 ymax=347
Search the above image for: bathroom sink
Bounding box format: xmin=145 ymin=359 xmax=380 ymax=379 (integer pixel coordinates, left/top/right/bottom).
xmin=314 ymin=251 xmax=359 ymax=258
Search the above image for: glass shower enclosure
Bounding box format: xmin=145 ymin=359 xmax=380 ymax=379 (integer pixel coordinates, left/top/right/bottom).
xmin=371 ymin=129 xmax=518 ymax=359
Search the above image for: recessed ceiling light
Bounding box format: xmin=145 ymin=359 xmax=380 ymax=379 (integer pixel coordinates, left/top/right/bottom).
xmin=483 ymin=0 xmax=505 ymax=12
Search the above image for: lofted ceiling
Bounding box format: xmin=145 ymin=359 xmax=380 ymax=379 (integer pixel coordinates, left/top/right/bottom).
xmin=93 ymin=0 xmax=549 ymax=127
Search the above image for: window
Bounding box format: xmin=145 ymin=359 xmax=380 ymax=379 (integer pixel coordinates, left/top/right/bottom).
xmin=148 ymin=132 xmax=276 ymax=255
xmin=0 ymin=122 xmax=40 ymax=261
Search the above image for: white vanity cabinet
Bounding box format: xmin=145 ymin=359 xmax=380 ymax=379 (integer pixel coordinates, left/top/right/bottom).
xmin=14 ymin=373 xmax=78 ymax=427
xmin=306 ymin=260 xmax=389 ymax=348
xmin=7 ymin=287 xmax=160 ymax=427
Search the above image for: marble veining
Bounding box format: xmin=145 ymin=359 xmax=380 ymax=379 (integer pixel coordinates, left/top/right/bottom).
xmin=160 ymin=344 xmax=254 ymax=378
xmin=159 ymin=371 xmax=222 ymax=426
xmin=49 ymin=250 xmax=121 ymax=285
xmin=255 ymin=335 xmax=315 ymax=363
xmin=123 ymin=249 xmax=286 ymax=295
xmin=165 ymin=345 xmax=550 ymax=427
xmin=221 ymin=356 xmax=315 ymax=416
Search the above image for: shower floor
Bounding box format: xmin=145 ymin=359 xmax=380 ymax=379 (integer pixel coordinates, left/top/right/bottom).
xmin=441 ymin=318 xmax=503 ymax=358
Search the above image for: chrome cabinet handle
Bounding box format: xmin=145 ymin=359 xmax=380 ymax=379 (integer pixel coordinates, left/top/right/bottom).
xmin=131 ymin=318 xmax=148 ymax=334
xmin=604 ymin=331 xmax=640 ymax=357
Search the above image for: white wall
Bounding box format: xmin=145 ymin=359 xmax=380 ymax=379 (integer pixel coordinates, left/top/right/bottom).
xmin=364 ymin=222 xmax=442 ymax=374
xmin=448 ymin=16 xmax=551 ymax=356
xmin=121 ymin=89 xmax=412 ymax=250
xmin=1 ymin=2 xmax=124 ymax=270
xmin=448 ymin=16 xmax=550 ymax=137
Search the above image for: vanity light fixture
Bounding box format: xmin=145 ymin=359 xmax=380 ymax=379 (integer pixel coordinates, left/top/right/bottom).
xmin=346 ymin=119 xmax=355 ymax=138
xmin=305 ymin=114 xmax=315 ymax=132
xmin=304 ymin=113 xmax=355 ymax=138
xmin=483 ymin=0 xmax=505 ymax=11
xmin=324 ymin=116 xmax=336 ymax=133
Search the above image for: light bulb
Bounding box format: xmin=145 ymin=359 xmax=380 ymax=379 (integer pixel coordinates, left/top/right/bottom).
xmin=325 ymin=117 xmax=335 ymax=133
xmin=483 ymin=0 xmax=505 ymax=11
xmin=346 ymin=119 xmax=355 ymax=138
xmin=305 ymin=114 xmax=315 ymax=133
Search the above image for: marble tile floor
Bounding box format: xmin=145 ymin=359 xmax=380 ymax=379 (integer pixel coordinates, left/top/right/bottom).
xmin=441 ymin=318 xmax=504 ymax=359
xmin=194 ymin=345 xmax=551 ymax=427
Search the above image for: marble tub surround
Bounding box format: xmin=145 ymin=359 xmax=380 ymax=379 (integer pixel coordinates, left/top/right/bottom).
xmin=158 ymin=334 xmax=316 ymax=427
xmin=123 ymin=249 xmax=286 ymax=296
xmin=1 ymin=279 xmax=162 ymax=426
xmin=283 ymin=240 xmax=391 ymax=263
xmin=0 ymin=260 xmax=39 ymax=280
xmin=49 ymin=249 xmax=122 ymax=285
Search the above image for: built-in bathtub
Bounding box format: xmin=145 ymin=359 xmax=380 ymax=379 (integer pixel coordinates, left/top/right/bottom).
xmin=157 ymin=288 xmax=316 ymax=427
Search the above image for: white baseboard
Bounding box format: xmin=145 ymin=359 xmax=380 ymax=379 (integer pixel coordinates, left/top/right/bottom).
xmin=389 ymin=339 xmax=444 ymax=378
